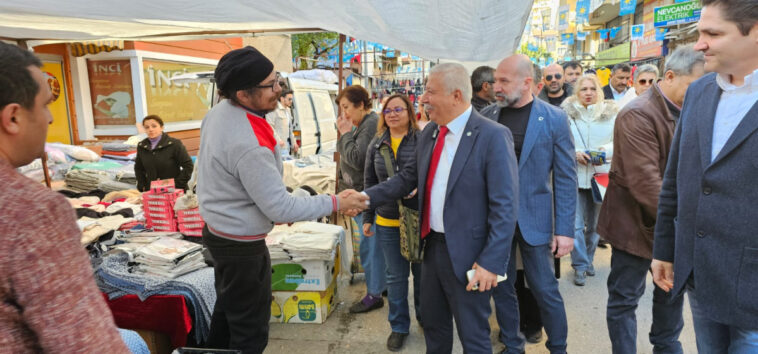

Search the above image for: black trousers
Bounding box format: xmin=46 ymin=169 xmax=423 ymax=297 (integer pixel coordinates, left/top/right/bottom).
xmin=516 ymin=270 xmax=543 ymax=334
xmin=203 ymin=226 xmax=271 ymax=354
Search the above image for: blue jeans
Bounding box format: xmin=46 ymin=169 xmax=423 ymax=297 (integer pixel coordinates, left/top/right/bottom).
xmin=493 ymin=229 xmax=568 ymax=354
xmin=606 ymin=248 xmax=684 ymax=354
xmin=571 ymin=188 xmax=600 ymax=272
xmin=688 ymin=281 xmax=758 ymax=353
xmin=376 ymin=225 xmax=421 ymax=333
xmin=354 ymin=214 xmax=386 ymax=296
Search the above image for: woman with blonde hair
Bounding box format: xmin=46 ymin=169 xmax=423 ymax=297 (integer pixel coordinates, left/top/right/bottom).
xmin=561 ymin=74 xmax=619 ymax=286
xmin=363 ymin=94 xmax=421 ymax=351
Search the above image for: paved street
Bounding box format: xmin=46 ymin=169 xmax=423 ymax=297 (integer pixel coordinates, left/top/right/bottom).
xmin=268 ymin=246 xmax=696 ymax=353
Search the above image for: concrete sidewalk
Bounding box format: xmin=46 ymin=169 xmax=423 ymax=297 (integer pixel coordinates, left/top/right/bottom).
xmin=267 ymin=246 xmax=696 ymax=353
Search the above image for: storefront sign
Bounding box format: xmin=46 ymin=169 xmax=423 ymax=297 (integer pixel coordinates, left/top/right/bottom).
xmin=596 ymin=42 xmax=631 ymax=67
xmin=632 ymin=0 xmax=664 ymax=61
xmin=654 ymin=1 xmax=701 ymax=27
xmin=87 ymin=59 xmax=136 ymax=126
xmin=143 ymin=60 xmax=215 ymax=123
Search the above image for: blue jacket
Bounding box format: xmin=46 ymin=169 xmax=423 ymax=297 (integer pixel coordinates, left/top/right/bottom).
xmin=480 ymin=98 xmax=577 ymax=245
xmin=654 ymin=73 xmax=758 ymax=329
xmin=363 ymin=129 xmax=420 ymax=223
xmin=364 ymin=109 xmax=519 ymax=284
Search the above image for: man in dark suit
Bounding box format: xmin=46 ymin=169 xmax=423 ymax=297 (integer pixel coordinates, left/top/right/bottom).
xmin=602 ymin=63 xmax=631 ymax=102
xmin=482 ymin=54 xmax=577 ymax=354
xmin=361 ymin=62 xmax=519 ymax=353
xmin=652 ymin=1 xmax=758 ymax=351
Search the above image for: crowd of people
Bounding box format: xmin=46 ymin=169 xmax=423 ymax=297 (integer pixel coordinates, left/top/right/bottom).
xmin=0 ymin=0 xmax=756 ymax=353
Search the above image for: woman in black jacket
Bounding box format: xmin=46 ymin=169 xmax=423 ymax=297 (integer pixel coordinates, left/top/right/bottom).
xmin=362 ymin=94 xmax=421 ymax=351
xmin=134 ymin=115 xmax=194 ymax=191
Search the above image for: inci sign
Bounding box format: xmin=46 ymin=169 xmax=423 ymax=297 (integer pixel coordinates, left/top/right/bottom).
xmin=92 ymin=62 xmax=123 ymax=74
xmin=654 ymin=0 xmax=701 ymax=27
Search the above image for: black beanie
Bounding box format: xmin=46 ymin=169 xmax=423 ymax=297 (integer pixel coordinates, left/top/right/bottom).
xmin=215 ymin=46 xmax=274 ymax=97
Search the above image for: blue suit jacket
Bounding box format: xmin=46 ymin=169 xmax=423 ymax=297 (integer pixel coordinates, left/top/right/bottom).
xmin=364 ymin=109 xmax=519 ymax=284
xmin=480 ymin=98 xmax=577 ymax=246
xmin=654 ymin=73 xmax=758 ymax=329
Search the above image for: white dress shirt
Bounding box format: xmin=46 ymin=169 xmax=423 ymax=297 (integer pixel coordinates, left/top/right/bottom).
xmin=429 ymin=106 xmax=472 ymax=233
xmin=711 ymin=69 xmax=758 ymax=161
xmin=611 ymin=86 xmax=628 ymax=101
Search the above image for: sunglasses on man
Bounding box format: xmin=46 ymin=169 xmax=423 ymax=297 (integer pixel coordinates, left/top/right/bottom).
xmin=545 ymin=74 xmax=562 ymax=81
xmin=637 ymin=78 xmax=655 ymax=85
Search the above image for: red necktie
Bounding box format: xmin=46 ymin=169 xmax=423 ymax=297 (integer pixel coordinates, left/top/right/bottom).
xmin=422 ymin=125 xmax=449 ymax=238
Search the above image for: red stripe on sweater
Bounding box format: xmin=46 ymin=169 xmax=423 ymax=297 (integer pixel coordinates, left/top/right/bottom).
xmin=246 ymin=112 xmax=276 ymax=153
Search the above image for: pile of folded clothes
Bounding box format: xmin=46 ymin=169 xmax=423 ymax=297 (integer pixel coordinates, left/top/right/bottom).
xmin=133 ymin=237 xmax=206 ymax=278
xmin=96 ymin=252 xmax=214 ymax=344
xmin=266 ymin=222 xmax=342 ymax=262
xmin=65 ymin=169 xmax=113 ymax=192
xmin=102 ymin=141 xmax=137 ymax=161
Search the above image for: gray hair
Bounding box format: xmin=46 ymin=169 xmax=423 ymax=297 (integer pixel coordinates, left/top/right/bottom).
xmin=663 ymin=44 xmax=705 ymax=76
xmin=634 ymin=64 xmax=660 ymax=80
xmin=430 ymin=63 xmax=472 ymax=102
xmin=471 ymin=66 xmax=494 ymax=92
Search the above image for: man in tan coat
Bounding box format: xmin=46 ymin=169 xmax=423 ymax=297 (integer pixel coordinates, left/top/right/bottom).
xmin=596 ymin=45 xmax=705 ymax=354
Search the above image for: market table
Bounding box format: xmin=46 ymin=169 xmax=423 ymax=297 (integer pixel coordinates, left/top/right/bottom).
xmin=104 ymin=293 xmax=192 ymax=348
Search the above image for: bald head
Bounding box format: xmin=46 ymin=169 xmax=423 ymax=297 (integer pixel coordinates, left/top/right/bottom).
xmin=497 ymin=54 xmax=534 ymax=81
xmin=493 ymin=54 xmax=534 ymax=108
xmin=542 ymin=63 xmax=565 ymax=96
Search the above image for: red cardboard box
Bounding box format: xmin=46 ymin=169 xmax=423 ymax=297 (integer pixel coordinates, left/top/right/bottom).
xmin=150 ymin=179 xmax=175 ymax=194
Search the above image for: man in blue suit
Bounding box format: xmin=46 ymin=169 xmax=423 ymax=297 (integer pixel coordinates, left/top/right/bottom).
xmin=481 ymin=54 xmax=577 ymax=354
xmin=652 ymin=1 xmax=758 ymax=351
xmin=361 ymin=62 xmax=519 ymax=353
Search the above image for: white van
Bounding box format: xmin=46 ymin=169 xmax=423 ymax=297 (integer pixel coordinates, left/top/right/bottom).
xmin=286 ymin=77 xmax=338 ymax=156
xmin=170 ymin=71 xmax=338 ymax=157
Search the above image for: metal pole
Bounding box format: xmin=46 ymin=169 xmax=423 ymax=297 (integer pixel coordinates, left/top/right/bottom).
xmin=338 ymin=34 xmax=345 ymax=93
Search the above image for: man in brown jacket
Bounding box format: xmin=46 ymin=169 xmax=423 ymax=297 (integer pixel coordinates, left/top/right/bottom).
xmin=597 ymin=45 xmax=705 ymax=354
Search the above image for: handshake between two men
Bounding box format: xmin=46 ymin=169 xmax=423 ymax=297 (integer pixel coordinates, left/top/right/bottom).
xmin=335 ymin=189 xmax=371 ymax=217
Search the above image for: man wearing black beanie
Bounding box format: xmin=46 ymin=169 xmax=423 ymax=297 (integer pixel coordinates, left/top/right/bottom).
xmin=197 ymin=46 xmax=368 ymax=353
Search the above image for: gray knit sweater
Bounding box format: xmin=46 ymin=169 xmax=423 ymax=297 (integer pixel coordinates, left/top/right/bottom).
xmin=197 ymin=100 xmax=333 ymax=240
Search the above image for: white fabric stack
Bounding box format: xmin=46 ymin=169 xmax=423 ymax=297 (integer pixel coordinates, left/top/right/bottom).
xmin=280 ymin=233 xmax=337 ymax=261
xmin=133 ymin=237 xmax=205 ymax=278
xmin=266 ymin=222 xmax=342 ymax=262
xmin=265 ymin=231 xmax=290 ymax=260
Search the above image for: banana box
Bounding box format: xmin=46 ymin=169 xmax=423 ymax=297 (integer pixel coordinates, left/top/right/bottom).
xmin=269 ymin=278 xmax=337 ymax=324
xmin=270 ymin=246 xmax=341 ymax=291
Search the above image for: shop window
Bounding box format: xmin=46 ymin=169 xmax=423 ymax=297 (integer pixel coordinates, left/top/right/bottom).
xmin=142 ymin=59 xmax=216 ymax=124
xmin=87 ymin=59 xmax=136 ymax=126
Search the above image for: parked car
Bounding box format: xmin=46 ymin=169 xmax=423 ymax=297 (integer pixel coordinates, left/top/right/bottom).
xmin=286 ymin=76 xmax=338 ymax=156
xmin=170 ymin=71 xmax=338 ymax=157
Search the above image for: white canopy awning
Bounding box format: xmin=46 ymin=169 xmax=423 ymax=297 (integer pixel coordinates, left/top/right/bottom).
xmin=0 ymin=0 xmax=533 ymax=62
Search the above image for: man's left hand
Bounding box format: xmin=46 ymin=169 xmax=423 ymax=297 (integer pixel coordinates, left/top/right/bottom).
xmin=292 ymin=143 xmax=299 ymax=153
xmin=466 ymin=263 xmax=498 ymax=292
xmin=551 ymin=235 xmax=574 ymax=258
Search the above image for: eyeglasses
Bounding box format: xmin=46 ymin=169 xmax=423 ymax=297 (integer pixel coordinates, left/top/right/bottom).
xmin=638 ymin=79 xmax=655 ymax=85
xmin=383 ymin=107 xmax=407 ymax=115
xmin=255 ymin=72 xmax=282 ymax=92
xmin=545 ymin=74 xmax=563 ymax=81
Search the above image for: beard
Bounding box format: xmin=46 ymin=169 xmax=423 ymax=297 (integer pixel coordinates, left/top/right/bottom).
xmin=495 ymin=91 xmax=522 ymax=107
xmin=547 ymin=83 xmax=563 ymax=94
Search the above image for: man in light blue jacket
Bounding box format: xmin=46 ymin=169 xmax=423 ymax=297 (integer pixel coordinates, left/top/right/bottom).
xmin=482 ymin=54 xmax=577 ymax=354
